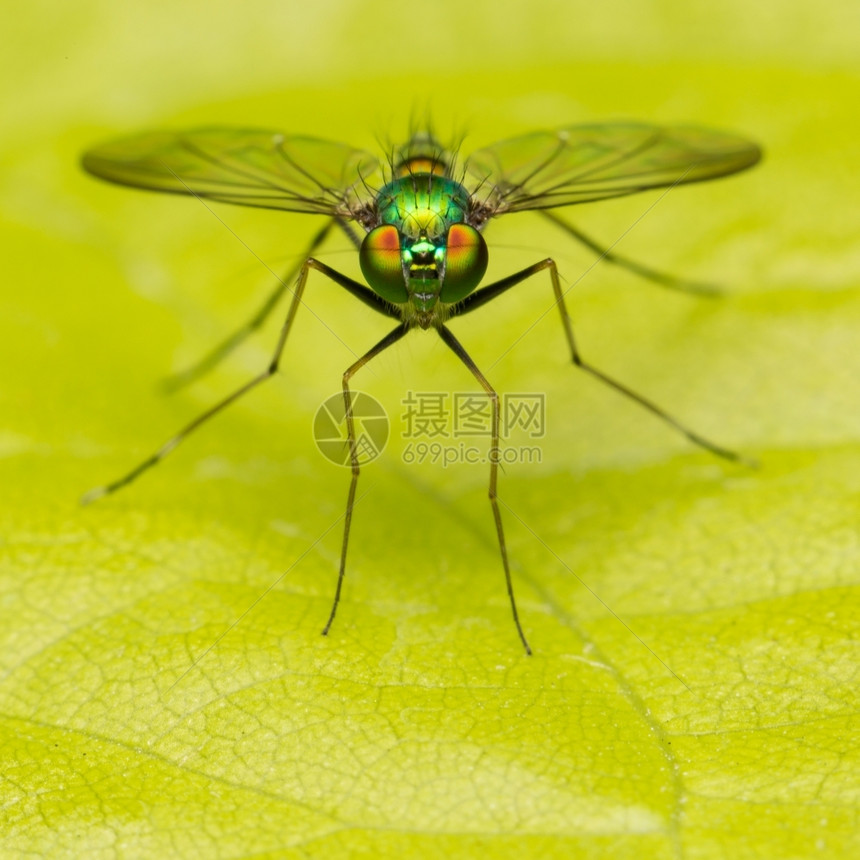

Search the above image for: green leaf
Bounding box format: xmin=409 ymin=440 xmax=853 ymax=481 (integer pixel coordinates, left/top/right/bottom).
xmin=2 ymin=3 xmax=858 ymax=858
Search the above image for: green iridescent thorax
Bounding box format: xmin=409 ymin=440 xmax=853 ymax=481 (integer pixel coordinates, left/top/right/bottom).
xmin=376 ymin=175 xmax=470 ymax=241
xmin=377 ymin=174 xmax=470 ymax=318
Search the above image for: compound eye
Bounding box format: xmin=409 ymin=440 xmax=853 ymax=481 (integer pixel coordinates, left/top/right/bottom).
xmin=440 ymin=223 xmax=488 ymax=303
xmin=359 ymin=225 xmax=408 ymax=303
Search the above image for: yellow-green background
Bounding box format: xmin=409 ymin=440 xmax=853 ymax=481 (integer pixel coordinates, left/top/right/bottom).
xmin=2 ymin=1 xmax=858 ymax=857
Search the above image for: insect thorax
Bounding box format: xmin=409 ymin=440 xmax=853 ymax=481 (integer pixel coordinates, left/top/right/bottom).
xmin=377 ymin=174 xmax=469 ymax=239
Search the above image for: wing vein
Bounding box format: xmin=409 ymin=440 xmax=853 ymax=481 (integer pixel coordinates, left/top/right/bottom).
xmin=178 ymin=137 xmax=296 ymax=195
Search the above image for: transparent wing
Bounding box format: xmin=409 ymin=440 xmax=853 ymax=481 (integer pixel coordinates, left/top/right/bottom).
xmin=465 ymin=123 xmax=761 ymax=214
xmin=81 ymin=127 xmax=380 ymax=216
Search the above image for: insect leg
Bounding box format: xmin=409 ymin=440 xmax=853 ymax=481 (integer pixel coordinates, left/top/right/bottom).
xmin=539 ymin=210 xmax=720 ymax=297
xmin=437 ymin=324 xmax=532 ymax=655
xmin=83 ymin=259 xmax=399 ymax=504
xmin=163 ymin=217 xmax=362 ymax=391
xmin=322 ymin=323 xmax=411 ymax=637
xmin=451 ymin=258 xmax=748 ymax=464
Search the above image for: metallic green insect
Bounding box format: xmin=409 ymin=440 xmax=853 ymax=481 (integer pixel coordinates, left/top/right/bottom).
xmin=82 ymin=122 xmax=761 ymax=653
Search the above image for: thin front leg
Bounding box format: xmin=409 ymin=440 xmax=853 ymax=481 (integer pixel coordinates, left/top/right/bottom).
xmin=437 ymin=324 xmax=532 ymax=655
xmin=83 ymin=258 xmax=400 ymax=504
xmin=163 ymin=219 xmax=337 ymax=391
xmin=539 ymin=210 xmax=720 ymax=297
xmin=452 ymin=258 xmax=747 ymax=464
xmin=322 ymin=323 xmax=411 ymax=636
